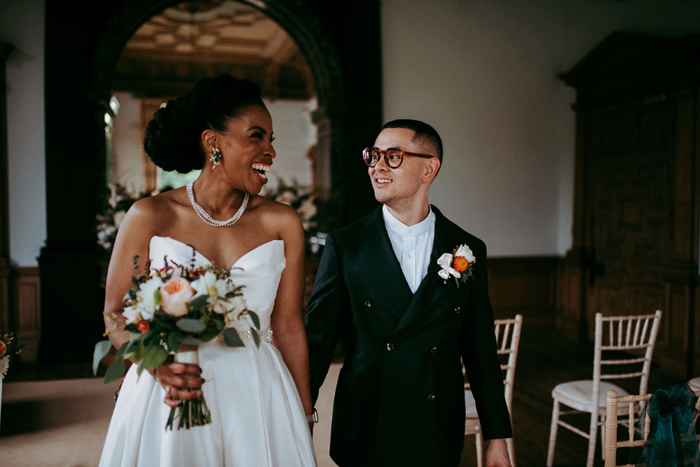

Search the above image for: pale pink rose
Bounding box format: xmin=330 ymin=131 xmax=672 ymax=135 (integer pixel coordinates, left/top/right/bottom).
xmin=160 ymin=277 xmax=194 ymax=317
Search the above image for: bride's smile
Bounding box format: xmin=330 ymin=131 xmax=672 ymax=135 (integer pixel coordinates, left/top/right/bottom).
xmin=204 ymin=104 xmax=277 ymax=196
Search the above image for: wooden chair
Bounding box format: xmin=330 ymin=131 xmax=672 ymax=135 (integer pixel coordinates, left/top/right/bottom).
xmin=546 ymin=310 xmax=663 ymax=467
xmin=464 ymin=314 xmax=522 ymax=467
xmin=604 ymin=388 xmax=700 ymax=467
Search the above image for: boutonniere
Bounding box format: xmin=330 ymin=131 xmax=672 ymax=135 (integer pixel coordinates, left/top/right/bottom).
xmin=437 ymin=244 xmax=476 ymax=288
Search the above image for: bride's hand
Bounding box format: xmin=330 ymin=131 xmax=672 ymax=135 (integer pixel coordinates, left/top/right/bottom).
xmin=152 ymin=362 xmax=204 ymax=407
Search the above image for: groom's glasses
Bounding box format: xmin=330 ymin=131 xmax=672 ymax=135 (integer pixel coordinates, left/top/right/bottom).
xmin=362 ymin=147 xmax=436 ymax=169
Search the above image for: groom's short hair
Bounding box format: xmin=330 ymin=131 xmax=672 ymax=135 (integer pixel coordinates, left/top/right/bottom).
xmin=381 ymin=119 xmax=443 ymax=167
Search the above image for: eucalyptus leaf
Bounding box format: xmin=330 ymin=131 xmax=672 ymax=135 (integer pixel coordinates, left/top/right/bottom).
xmin=93 ymin=340 xmax=113 ymax=376
xmin=212 ymin=316 xmax=225 ymax=332
xmin=188 ymin=294 xmax=210 ymax=312
xmin=104 ymin=358 xmax=126 ymax=384
xmin=176 ymin=334 xmax=203 ymax=345
xmin=177 ymin=319 xmax=207 ymax=333
xmin=154 ymin=315 xmax=176 ymax=330
xmin=167 ymin=332 xmax=181 ymax=353
xmin=248 ymin=311 xmax=261 ymax=331
xmin=252 ymin=329 xmax=261 ymax=349
xmin=114 ymin=340 xmax=131 ymax=360
xmin=132 ymin=342 xmax=146 ymax=363
xmin=198 ymin=325 xmax=220 ymax=343
xmin=143 ymin=344 xmax=168 ymax=370
xmin=223 ymin=328 xmax=245 ymax=347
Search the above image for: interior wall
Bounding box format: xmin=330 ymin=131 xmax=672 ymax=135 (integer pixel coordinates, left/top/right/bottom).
xmin=0 ymin=0 xmax=46 ymax=267
xmin=263 ymin=98 xmax=317 ymax=192
xmin=381 ymin=0 xmax=700 ymax=256
xmin=111 ymin=91 xmax=143 ymax=193
xmin=4 ymin=0 xmax=700 ymax=267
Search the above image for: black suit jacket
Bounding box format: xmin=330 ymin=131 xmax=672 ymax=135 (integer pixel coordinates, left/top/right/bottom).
xmin=305 ymin=206 xmax=512 ymax=466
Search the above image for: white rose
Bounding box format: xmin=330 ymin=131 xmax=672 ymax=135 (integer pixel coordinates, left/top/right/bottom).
xmin=454 ymin=244 xmax=475 ymax=263
xmin=123 ymin=306 xmax=140 ymax=324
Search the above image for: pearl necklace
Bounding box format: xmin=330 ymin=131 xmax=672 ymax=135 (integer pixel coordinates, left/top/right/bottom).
xmin=186 ymin=182 xmax=249 ymax=227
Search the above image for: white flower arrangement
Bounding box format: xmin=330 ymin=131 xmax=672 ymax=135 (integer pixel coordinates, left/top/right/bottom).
xmin=96 ymin=184 xmax=158 ymax=254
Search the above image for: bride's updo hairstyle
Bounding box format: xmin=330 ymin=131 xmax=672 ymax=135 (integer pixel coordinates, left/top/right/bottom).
xmin=144 ymin=74 xmax=266 ymax=173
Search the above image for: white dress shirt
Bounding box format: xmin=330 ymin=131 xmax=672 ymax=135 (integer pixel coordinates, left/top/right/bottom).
xmin=382 ymin=205 xmax=436 ymax=294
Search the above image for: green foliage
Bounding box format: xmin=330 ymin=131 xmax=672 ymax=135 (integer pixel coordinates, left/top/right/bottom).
xmin=223 ymin=328 xmax=245 ymax=347
xmin=176 ymin=319 xmax=207 ymax=333
xmin=92 ymin=340 xmax=113 ymax=376
xmin=104 ymin=359 xmax=126 ymax=384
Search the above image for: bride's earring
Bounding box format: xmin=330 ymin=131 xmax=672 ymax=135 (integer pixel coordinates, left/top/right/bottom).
xmin=209 ymin=148 xmax=222 ymax=170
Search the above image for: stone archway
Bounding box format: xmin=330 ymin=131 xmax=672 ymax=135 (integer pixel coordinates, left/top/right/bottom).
xmin=90 ymin=0 xmax=346 ymax=201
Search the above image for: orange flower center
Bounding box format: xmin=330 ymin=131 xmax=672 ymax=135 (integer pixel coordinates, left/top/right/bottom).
xmin=0 ymin=340 xmax=6 ymax=357
xmin=137 ymin=321 xmax=150 ymax=333
xmin=453 ymin=256 xmax=469 ymax=273
xmin=162 ymin=280 xmax=184 ymax=295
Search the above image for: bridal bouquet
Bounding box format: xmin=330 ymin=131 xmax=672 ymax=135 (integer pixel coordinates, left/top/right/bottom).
xmin=0 ymin=333 xmax=24 ymax=379
xmin=95 ymin=258 xmax=261 ymax=430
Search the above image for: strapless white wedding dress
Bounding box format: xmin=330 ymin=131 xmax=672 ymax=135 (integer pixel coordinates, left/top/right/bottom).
xmin=99 ymin=236 xmax=317 ymax=467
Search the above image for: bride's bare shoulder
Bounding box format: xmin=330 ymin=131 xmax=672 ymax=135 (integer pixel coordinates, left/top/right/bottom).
xmin=121 ymin=188 xmax=188 ymax=233
xmin=251 ymin=195 xmax=300 ymax=221
xmin=249 ymin=195 xmax=303 ymax=240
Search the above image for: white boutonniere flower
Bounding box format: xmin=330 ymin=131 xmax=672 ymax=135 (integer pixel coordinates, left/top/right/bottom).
xmin=437 ymin=244 xmax=476 ymax=288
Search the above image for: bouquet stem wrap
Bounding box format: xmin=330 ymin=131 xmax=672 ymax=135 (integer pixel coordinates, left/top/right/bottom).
xmin=166 ymin=344 xmax=211 ymax=431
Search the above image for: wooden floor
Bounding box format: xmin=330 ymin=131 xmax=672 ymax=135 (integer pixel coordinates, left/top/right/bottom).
xmin=6 ymin=332 xmax=683 ymax=467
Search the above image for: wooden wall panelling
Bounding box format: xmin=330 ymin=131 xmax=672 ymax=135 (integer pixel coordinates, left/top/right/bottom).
xmin=487 ymin=256 xmax=559 ymax=334
xmin=0 ymin=44 xmax=13 ymax=334
xmin=12 ymin=267 xmax=40 ymax=362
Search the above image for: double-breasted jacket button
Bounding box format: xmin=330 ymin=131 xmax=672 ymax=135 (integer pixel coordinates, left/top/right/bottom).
xmin=454 ymin=306 xmax=462 ymax=314
xmin=386 ymin=342 xmax=395 ymax=352
xmin=427 ymin=394 xmax=436 ymax=401
xmin=430 ymin=346 xmax=438 ymax=354
xmin=364 ymin=300 xmax=372 ymax=308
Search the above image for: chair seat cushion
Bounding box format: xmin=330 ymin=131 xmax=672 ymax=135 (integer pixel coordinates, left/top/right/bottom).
xmin=688 ymin=377 xmax=700 ymax=392
xmin=552 ymin=380 xmax=630 ymax=414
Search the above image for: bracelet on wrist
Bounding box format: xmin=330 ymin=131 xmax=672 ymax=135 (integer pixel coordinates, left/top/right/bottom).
xmin=306 ymin=408 xmax=318 ymax=423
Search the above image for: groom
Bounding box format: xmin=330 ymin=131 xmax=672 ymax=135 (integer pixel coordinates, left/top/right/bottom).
xmin=305 ymin=119 xmax=513 ymax=466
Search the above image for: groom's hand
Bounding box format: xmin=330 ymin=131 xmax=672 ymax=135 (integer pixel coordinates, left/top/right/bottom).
xmin=485 ymin=439 xmax=512 ymax=467
xmin=152 ymin=362 xmax=204 ymax=407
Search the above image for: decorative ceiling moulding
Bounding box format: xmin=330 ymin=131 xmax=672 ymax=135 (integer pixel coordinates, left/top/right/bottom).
xmin=113 ymin=56 xmax=311 ymax=99
xmin=90 ymin=0 xmax=346 ymax=196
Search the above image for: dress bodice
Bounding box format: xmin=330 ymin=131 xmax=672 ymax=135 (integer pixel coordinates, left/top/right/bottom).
xmin=148 ymin=236 xmax=286 ymax=331
xmin=100 ymin=236 xmax=316 ymax=467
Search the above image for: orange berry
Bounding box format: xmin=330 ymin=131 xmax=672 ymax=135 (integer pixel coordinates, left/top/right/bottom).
xmin=137 ymin=321 xmax=150 ymax=333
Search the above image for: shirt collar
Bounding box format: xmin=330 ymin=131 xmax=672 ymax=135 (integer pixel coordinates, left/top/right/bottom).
xmin=382 ymin=205 xmax=435 ymax=237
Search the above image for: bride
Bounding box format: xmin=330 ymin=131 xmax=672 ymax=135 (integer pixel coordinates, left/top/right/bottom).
xmin=99 ymin=74 xmax=317 ymax=466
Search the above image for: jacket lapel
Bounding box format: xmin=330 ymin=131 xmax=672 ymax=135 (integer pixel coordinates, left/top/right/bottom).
xmin=391 ymin=207 xmax=457 ymax=336
xmin=356 ymin=208 xmax=413 ymax=317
